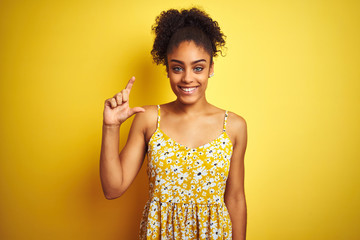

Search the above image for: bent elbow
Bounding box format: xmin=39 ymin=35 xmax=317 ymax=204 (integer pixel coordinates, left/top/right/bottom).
xmin=103 ymin=188 xmax=126 ymax=200
xmin=104 ymin=193 xmax=120 ymax=200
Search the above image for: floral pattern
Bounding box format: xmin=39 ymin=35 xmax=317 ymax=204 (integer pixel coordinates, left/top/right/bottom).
xmin=140 ymin=106 xmax=233 ymax=240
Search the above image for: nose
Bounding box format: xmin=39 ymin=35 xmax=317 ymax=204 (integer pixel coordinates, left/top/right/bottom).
xmin=181 ymin=69 xmax=193 ymax=83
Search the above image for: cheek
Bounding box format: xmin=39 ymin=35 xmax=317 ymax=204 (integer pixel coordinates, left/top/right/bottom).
xmin=198 ymin=74 xmax=209 ymax=83
xmin=202 ymin=80 xmax=209 ymax=89
xmin=169 ymin=77 xmax=179 ymax=90
xmin=201 ymin=77 xmax=209 ymax=88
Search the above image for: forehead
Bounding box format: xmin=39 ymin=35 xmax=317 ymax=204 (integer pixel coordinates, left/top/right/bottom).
xmin=167 ymin=41 xmax=211 ymax=63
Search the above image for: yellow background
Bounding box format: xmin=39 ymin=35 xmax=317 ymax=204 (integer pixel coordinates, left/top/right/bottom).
xmin=1 ymin=0 xmax=359 ymax=239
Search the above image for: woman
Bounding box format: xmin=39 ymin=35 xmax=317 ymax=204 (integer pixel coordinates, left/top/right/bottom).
xmin=100 ymin=7 xmax=247 ymax=240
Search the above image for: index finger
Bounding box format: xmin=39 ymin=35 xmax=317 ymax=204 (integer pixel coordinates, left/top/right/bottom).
xmin=125 ymin=76 xmax=136 ymax=91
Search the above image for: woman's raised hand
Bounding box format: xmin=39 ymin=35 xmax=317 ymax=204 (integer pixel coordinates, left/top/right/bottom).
xmin=103 ymin=77 xmax=145 ymax=126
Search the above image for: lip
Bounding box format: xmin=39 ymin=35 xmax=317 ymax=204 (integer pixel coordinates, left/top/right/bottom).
xmin=178 ymin=86 xmax=199 ymax=94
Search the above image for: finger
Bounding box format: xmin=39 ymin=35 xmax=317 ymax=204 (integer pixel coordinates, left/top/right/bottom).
xmin=115 ymin=93 xmax=123 ymax=105
xmin=122 ymin=89 xmax=129 ymax=103
xmin=104 ymin=98 xmax=112 ymax=107
xmin=125 ymin=76 xmax=136 ymax=91
xmin=129 ymin=107 xmax=146 ymax=117
xmin=105 ymin=98 xmax=116 ymax=108
xmin=110 ymin=98 xmax=117 ymax=108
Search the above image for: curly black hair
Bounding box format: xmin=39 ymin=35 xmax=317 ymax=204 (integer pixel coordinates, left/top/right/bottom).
xmin=151 ymin=7 xmax=226 ymax=66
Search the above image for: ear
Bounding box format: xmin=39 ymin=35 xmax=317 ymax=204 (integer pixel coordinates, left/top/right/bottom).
xmin=209 ymin=62 xmax=214 ymax=77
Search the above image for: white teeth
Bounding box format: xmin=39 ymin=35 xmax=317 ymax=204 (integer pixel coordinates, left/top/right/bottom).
xmin=181 ymin=87 xmax=196 ymax=92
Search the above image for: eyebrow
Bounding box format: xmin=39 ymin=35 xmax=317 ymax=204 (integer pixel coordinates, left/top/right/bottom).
xmin=170 ymin=59 xmax=207 ymax=64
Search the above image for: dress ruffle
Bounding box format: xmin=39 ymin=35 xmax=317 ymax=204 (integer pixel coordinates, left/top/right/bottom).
xmin=140 ymin=200 xmax=232 ymax=240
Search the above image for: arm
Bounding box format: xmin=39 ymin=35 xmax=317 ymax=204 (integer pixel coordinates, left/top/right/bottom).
xmin=225 ymin=113 xmax=248 ymax=240
xmin=99 ymin=77 xmax=147 ymax=200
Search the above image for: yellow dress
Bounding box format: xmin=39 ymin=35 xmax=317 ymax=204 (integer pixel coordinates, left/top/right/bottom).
xmin=140 ymin=105 xmax=233 ymax=239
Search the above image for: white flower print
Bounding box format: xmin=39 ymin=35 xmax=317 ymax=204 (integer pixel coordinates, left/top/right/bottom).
xmin=193 ymin=166 xmax=208 ymax=182
xmin=160 ymin=147 xmax=174 ymax=160
xmin=186 ymin=151 xmax=193 ymax=158
xmin=213 ymin=195 xmax=221 ymax=204
xmin=217 ymin=149 xmax=224 ymax=156
xmin=155 ymin=175 xmax=166 ymax=186
xmin=203 ymin=143 xmax=211 ymax=149
xmin=150 ymin=155 xmax=158 ymax=164
xmin=161 ymin=182 xmax=171 ymax=195
xmin=194 ymin=159 xmax=203 ymax=166
xmin=167 ymin=224 xmax=173 ymax=231
xmin=212 ymin=229 xmax=220 ymax=240
xmin=220 ymin=137 xmax=230 ymax=148
xmin=187 ymin=190 xmax=194 ymax=198
xmin=177 ymin=172 xmax=188 ymax=185
xmin=170 ymin=165 xmax=182 ymax=174
xmin=211 ymin=159 xmax=220 ymax=169
xmin=203 ymin=178 xmax=216 ymax=190
xmin=150 ymin=205 xmax=158 ymax=217
xmin=209 ymin=220 xmax=218 ymax=230
xmin=206 ymin=148 xmax=215 ymax=158
xmin=153 ymin=137 xmax=166 ymax=152
xmin=203 ymin=209 xmax=208 ymax=216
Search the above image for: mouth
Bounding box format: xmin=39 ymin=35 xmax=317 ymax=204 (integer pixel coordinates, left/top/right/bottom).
xmin=179 ymin=86 xmax=198 ymax=94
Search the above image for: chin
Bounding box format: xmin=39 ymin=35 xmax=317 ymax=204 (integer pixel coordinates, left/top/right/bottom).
xmin=176 ymin=95 xmax=204 ymax=105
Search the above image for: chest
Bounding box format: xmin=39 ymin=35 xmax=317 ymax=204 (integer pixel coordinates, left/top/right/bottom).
xmin=159 ymin=115 xmax=224 ymax=149
xmin=147 ymin=129 xmax=233 ymax=184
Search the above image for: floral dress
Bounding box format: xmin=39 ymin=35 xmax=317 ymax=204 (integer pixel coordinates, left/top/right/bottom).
xmin=139 ymin=105 xmax=233 ymax=239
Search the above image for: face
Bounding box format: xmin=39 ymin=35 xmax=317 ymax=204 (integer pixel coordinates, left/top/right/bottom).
xmin=167 ymin=41 xmax=214 ymax=105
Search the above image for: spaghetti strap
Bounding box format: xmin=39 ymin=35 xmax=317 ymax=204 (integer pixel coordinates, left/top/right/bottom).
xmin=157 ymin=105 xmax=161 ymax=129
xmin=223 ymin=110 xmax=228 ymax=132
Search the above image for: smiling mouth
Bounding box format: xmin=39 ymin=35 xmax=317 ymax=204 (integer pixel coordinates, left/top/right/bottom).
xmin=179 ymin=86 xmax=198 ymax=93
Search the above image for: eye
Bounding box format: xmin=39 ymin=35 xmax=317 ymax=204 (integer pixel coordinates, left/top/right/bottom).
xmin=172 ymin=66 xmax=183 ymax=72
xmin=194 ymin=66 xmax=204 ymax=72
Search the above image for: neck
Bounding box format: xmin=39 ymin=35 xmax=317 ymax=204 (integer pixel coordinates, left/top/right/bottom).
xmin=172 ymin=97 xmax=211 ymax=115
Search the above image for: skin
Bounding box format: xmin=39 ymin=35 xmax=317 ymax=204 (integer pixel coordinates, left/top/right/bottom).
xmin=100 ymin=40 xmax=247 ymax=239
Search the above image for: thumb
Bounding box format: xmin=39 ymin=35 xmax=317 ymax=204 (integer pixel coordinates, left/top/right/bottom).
xmin=129 ymin=107 xmax=146 ymax=117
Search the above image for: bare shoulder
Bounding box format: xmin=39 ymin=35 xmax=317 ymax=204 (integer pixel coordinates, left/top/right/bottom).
xmin=227 ymin=111 xmax=247 ymax=131
xmin=226 ymin=111 xmax=247 ymax=147
xmin=132 ymin=105 xmax=158 ymax=141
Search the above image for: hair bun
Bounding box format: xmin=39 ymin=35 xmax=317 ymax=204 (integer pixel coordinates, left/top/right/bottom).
xmin=151 ymin=7 xmax=226 ymax=66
